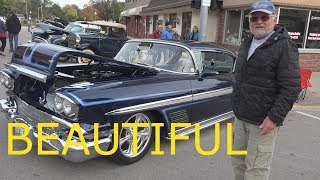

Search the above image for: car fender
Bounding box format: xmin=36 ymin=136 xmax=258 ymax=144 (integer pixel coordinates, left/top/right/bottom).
xmin=76 ymin=44 xmax=100 ymax=55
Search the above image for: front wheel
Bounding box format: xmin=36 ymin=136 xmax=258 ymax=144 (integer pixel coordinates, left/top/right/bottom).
xmin=111 ymin=112 xmax=154 ymax=165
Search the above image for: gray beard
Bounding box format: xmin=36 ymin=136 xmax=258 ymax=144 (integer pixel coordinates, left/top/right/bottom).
xmin=250 ymin=26 xmax=274 ymax=39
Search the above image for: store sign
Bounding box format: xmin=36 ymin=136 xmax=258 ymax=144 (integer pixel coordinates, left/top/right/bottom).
xmin=311 ymin=16 xmax=320 ymax=21
xmin=288 ymin=32 xmax=301 ymax=40
xmin=308 ymin=33 xmax=320 ymax=40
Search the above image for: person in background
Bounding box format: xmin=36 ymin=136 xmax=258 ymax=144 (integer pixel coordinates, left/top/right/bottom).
xmin=27 ymin=20 xmax=31 ymax=32
xmin=188 ymin=26 xmax=199 ymax=41
xmin=0 ymin=17 xmax=7 ymax=56
xmin=231 ymin=1 xmax=301 ymax=180
xmin=6 ymin=12 xmax=21 ymax=52
xmin=161 ymin=21 xmax=173 ymax=40
xmin=151 ymin=25 xmax=162 ymax=39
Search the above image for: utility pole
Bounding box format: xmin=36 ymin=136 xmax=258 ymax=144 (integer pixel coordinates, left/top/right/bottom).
xmin=112 ymin=0 xmax=115 ymax=22
xmin=25 ymin=0 xmax=28 ymax=20
xmin=41 ymin=4 xmax=43 ymax=21
xmin=199 ymin=0 xmax=210 ymax=42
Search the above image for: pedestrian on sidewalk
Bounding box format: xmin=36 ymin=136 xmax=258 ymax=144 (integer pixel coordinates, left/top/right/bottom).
xmin=6 ymin=12 xmax=21 ymax=52
xmin=27 ymin=20 xmax=31 ymax=32
xmin=151 ymin=25 xmax=162 ymax=39
xmin=161 ymin=21 xmax=173 ymax=40
xmin=188 ymin=26 xmax=199 ymax=41
xmin=231 ymin=0 xmax=301 ymax=180
xmin=0 ymin=16 xmax=7 ymax=56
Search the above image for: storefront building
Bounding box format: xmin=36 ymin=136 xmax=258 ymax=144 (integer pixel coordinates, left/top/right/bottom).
xmin=120 ymin=0 xmax=150 ymax=38
xmin=219 ymin=0 xmax=320 ymax=71
xmin=121 ymin=0 xmax=320 ymax=71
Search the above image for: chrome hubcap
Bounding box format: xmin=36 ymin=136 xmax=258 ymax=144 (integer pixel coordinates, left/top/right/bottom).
xmin=119 ymin=113 xmax=152 ymax=158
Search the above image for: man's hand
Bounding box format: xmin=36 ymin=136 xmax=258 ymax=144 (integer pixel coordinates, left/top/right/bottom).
xmin=259 ymin=116 xmax=276 ymax=135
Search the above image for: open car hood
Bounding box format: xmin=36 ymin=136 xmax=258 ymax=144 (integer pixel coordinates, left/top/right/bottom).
xmin=6 ymin=43 xmax=157 ymax=82
xmin=35 ymin=23 xmax=70 ymax=34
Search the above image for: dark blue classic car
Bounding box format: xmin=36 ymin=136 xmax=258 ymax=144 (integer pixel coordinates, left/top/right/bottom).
xmin=63 ymin=21 xmax=128 ymax=63
xmin=0 ymin=39 xmax=236 ymax=164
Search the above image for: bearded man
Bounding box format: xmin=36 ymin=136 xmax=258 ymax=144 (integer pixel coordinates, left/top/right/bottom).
xmin=231 ymin=0 xmax=301 ymax=180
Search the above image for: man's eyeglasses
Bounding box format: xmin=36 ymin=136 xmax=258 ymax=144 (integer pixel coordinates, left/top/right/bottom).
xmin=249 ymin=15 xmax=273 ymax=22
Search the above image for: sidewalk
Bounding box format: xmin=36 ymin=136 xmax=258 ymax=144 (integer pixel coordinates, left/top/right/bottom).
xmin=295 ymin=72 xmax=320 ymax=107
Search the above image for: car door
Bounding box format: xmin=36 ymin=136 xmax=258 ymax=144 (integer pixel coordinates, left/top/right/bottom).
xmin=190 ymin=51 xmax=236 ymax=123
xmin=99 ymin=32 xmax=115 ymax=57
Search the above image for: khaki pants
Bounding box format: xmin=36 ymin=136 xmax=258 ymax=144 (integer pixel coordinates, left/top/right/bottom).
xmin=231 ymin=118 xmax=279 ymax=180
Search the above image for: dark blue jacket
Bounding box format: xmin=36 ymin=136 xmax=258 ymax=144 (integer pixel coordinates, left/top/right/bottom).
xmin=188 ymin=32 xmax=198 ymax=41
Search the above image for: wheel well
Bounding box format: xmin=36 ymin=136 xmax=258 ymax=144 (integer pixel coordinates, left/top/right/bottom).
xmin=148 ymin=110 xmax=169 ymax=137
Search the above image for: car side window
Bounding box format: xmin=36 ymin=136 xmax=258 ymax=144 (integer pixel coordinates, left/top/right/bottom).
xmin=202 ymin=52 xmax=235 ymax=73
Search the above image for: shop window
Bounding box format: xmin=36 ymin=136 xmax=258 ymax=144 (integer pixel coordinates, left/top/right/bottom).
xmin=181 ymin=12 xmax=192 ymax=40
xmin=224 ymin=9 xmax=250 ymax=44
xmin=224 ymin=10 xmax=241 ymax=44
xmin=279 ymin=9 xmax=309 ymax=48
xmin=169 ymin=13 xmax=177 ymax=28
xmin=146 ymin=16 xmax=151 ymax=38
xmin=306 ymin=11 xmax=320 ymax=49
xmin=153 ymin=15 xmax=158 ymax=32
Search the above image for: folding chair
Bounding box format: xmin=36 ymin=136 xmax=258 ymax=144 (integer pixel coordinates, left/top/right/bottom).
xmin=297 ymin=68 xmax=312 ymax=102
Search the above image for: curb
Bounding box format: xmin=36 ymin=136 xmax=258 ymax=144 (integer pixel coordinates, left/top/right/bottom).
xmin=293 ymin=104 xmax=320 ymax=109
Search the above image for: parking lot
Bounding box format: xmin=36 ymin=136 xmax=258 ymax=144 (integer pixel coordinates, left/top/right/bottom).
xmin=0 ymin=27 xmax=319 ymax=180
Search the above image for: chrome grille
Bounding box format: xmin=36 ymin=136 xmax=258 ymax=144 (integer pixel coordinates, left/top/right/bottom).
xmin=16 ymin=97 xmax=69 ymax=135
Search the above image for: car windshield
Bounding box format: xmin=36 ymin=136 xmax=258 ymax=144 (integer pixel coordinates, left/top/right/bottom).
xmin=114 ymin=42 xmax=196 ymax=73
xmin=64 ymin=24 xmax=85 ymax=33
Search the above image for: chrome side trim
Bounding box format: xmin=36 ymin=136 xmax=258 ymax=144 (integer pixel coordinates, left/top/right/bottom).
xmin=105 ymin=87 xmax=232 ymax=115
xmin=6 ymin=64 xmax=48 ymax=82
xmin=193 ymin=87 xmax=233 ymax=101
xmin=166 ymin=111 xmax=234 ymax=139
xmin=105 ymin=94 xmax=193 ymax=115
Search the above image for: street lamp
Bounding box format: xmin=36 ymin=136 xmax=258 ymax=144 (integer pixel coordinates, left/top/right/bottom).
xmin=29 ymin=11 xmax=32 ymax=20
xmin=94 ymin=11 xmax=97 ymax=20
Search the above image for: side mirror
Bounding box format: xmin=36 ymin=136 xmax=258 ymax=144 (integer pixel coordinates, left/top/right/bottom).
xmin=200 ymin=69 xmax=219 ymax=78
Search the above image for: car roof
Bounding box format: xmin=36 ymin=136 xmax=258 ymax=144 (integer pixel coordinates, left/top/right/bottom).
xmin=68 ymin=22 xmax=100 ymax=30
xmin=127 ymin=39 xmax=236 ymax=55
xmin=88 ymin=21 xmax=126 ymax=30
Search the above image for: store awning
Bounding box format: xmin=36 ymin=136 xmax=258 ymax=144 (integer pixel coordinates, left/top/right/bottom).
xmin=120 ymin=5 xmax=148 ymax=17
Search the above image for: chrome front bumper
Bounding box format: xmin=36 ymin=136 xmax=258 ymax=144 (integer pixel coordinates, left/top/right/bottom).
xmin=0 ymin=98 xmax=113 ymax=162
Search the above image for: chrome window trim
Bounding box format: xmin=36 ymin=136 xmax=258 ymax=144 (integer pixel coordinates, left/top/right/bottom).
xmin=6 ymin=64 xmax=48 ymax=82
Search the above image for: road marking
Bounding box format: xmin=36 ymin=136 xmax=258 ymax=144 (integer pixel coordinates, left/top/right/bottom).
xmin=296 ymin=111 xmax=320 ymax=121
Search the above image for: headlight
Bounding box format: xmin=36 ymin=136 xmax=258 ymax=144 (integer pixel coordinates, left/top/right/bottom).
xmin=62 ymin=33 xmax=67 ymax=40
xmin=54 ymin=95 xmax=64 ymax=112
xmin=0 ymin=70 xmax=14 ymax=90
xmin=54 ymin=93 xmax=79 ymax=121
xmin=75 ymin=34 xmax=81 ymax=43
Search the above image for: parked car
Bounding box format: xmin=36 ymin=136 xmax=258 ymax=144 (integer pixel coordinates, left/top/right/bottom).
xmin=30 ymin=21 xmax=100 ymax=44
xmin=62 ymin=21 xmax=128 ymax=63
xmin=0 ymin=39 xmax=236 ymax=164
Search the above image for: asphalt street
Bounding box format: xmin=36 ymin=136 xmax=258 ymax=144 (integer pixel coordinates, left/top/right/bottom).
xmin=0 ymin=27 xmax=319 ymax=180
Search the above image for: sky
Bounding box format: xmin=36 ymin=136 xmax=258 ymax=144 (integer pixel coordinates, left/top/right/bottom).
xmin=51 ymin=0 xmax=125 ymax=9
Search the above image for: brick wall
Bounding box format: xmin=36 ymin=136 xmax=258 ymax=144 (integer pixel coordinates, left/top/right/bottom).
xmin=299 ymin=53 xmax=320 ymax=72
